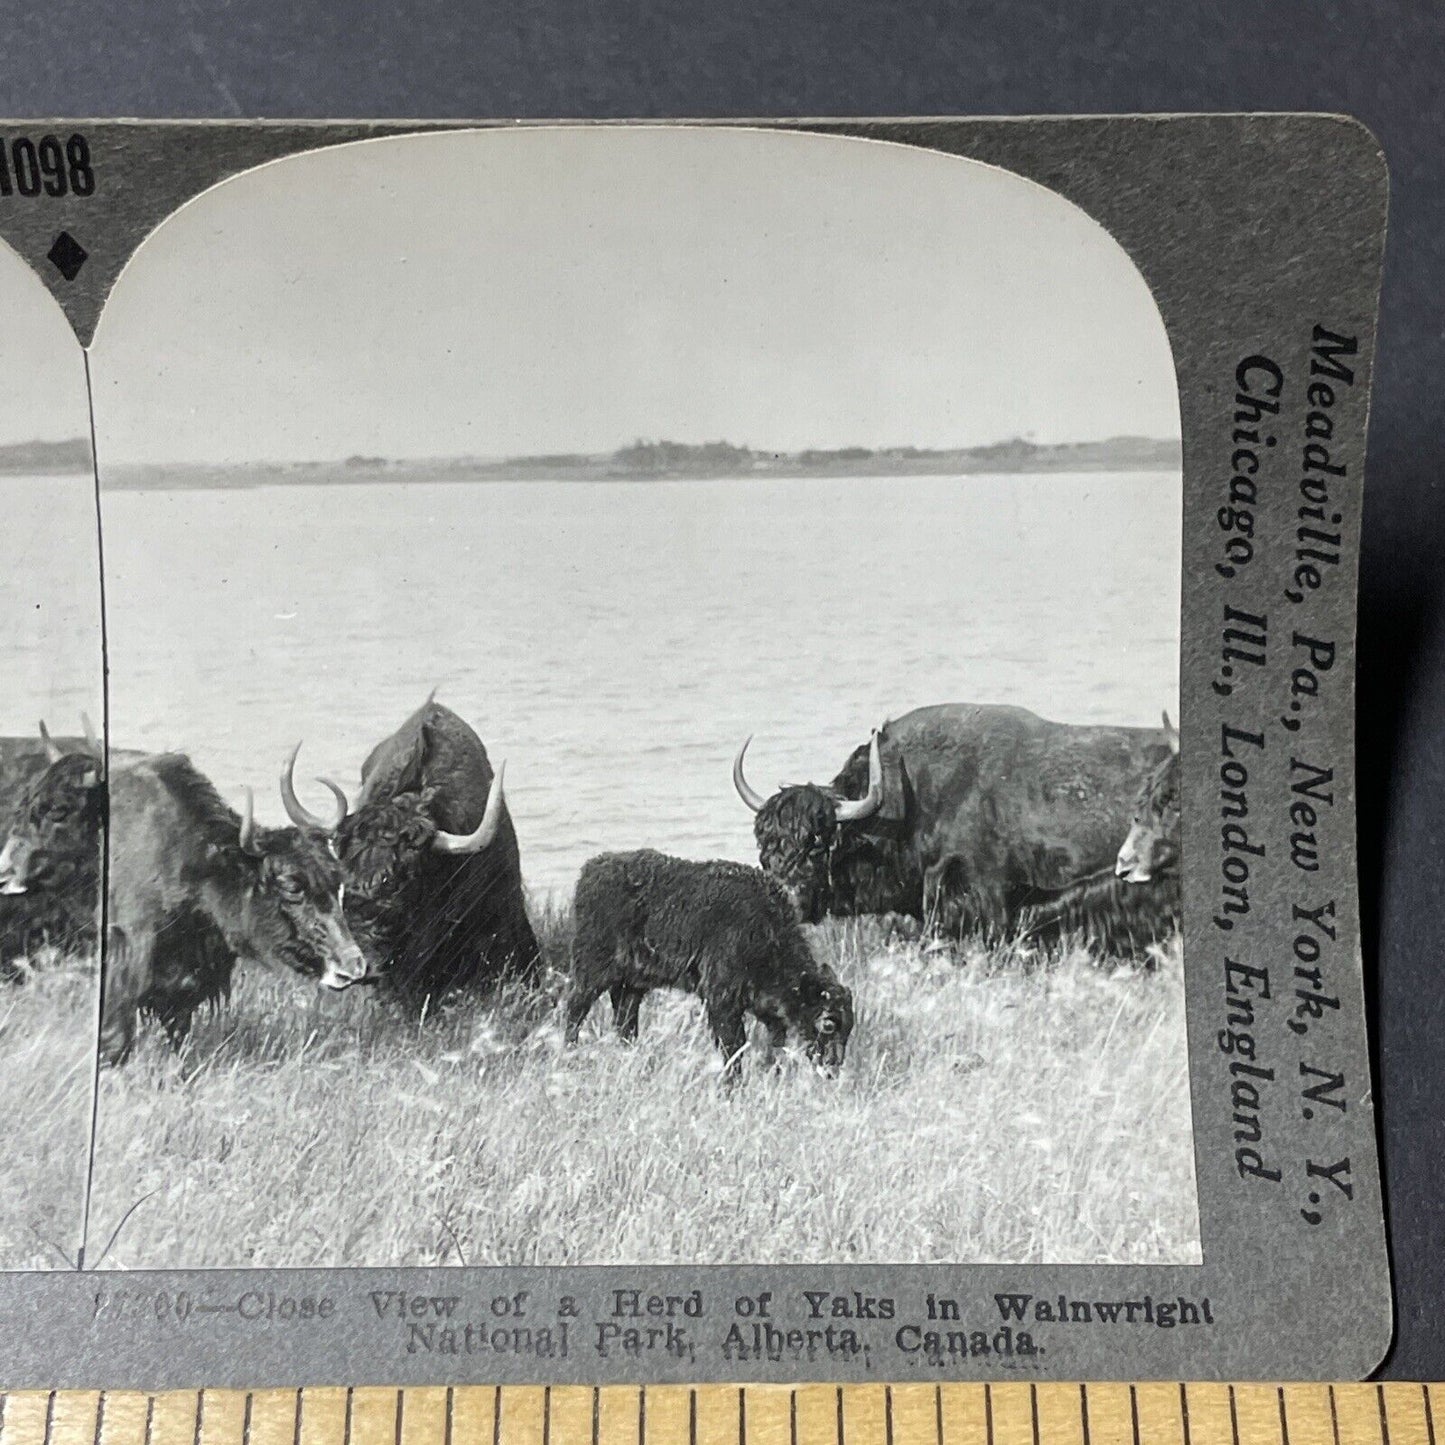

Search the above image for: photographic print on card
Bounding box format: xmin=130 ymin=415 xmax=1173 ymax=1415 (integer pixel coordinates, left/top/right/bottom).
xmin=0 ymin=238 xmax=103 ymax=1269
xmin=79 ymin=128 xmax=1192 ymax=1270
xmin=0 ymin=116 xmax=1390 ymax=1386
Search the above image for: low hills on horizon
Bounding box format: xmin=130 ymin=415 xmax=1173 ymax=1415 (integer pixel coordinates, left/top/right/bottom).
xmin=0 ymin=438 xmax=93 ymax=473
xmin=0 ymin=433 xmax=1180 ymax=487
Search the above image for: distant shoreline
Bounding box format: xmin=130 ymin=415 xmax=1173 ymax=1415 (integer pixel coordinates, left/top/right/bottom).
xmin=0 ymin=435 xmax=1180 ymax=488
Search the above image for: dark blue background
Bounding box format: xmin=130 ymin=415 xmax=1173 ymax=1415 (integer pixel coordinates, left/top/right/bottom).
xmin=5 ymin=0 xmax=1441 ymax=1379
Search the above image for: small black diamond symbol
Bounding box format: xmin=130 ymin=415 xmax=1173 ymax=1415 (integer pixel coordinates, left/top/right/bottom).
xmin=47 ymin=231 xmax=87 ymax=282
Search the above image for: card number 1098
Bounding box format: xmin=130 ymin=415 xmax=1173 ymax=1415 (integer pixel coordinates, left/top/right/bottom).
xmin=0 ymin=134 xmax=95 ymax=198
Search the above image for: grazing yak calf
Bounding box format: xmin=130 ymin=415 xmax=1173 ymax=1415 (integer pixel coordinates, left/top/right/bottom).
xmin=566 ymin=849 xmax=854 ymax=1078
xmin=734 ymin=703 xmax=1172 ymax=946
xmin=1017 ymin=715 xmax=1182 ymax=957
xmin=0 ymin=722 xmax=141 ymax=973
xmin=283 ymin=697 xmax=540 ymax=1005
xmin=100 ymin=754 xmax=368 ymax=1063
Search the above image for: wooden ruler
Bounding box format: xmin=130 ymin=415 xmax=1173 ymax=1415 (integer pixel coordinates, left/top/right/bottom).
xmin=0 ymin=1385 xmax=1434 ymax=1445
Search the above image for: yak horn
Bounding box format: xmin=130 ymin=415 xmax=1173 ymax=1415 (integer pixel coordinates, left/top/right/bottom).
xmin=732 ymin=736 xmax=767 ymax=814
xmin=38 ymin=720 xmax=63 ymax=765
xmin=238 ymin=786 xmax=263 ymax=856
xmin=280 ymin=742 xmax=348 ymax=832
xmin=317 ymin=777 xmax=350 ymax=817
xmin=1162 ymin=710 xmax=1180 ymax=755
xmin=433 ymin=761 xmax=506 ymax=854
xmin=80 ymin=712 xmax=102 ymax=761
xmin=835 ymin=732 xmax=884 ymax=823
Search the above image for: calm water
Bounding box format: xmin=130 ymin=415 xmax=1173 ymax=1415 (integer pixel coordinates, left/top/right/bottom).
xmin=0 ymin=473 xmax=103 ymax=724
xmin=47 ymin=470 xmax=1183 ymax=901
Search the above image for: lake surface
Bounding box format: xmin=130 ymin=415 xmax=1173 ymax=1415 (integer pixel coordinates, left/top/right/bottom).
xmin=82 ymin=470 xmax=1180 ymax=902
xmin=0 ymin=473 xmax=103 ymax=725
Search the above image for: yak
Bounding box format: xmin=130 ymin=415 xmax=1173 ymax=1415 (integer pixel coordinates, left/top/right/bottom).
xmin=0 ymin=721 xmax=140 ymax=973
xmin=566 ymin=849 xmax=853 ymax=1078
xmin=0 ymin=723 xmax=96 ymax=821
xmin=282 ymin=698 xmax=540 ymax=1006
xmin=1015 ymin=715 xmax=1182 ymax=956
xmin=1014 ymin=871 xmax=1180 ymax=958
xmin=733 ymin=703 xmax=1173 ymax=943
xmin=98 ymin=754 xmax=368 ymax=1063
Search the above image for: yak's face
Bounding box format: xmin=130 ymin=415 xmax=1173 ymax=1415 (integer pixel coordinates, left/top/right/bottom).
xmin=244 ymin=831 xmax=366 ymax=991
xmin=754 ymin=787 xmax=840 ymax=923
xmin=794 ymin=973 xmax=854 ymax=1075
xmin=735 ymin=731 xmax=884 ymax=924
xmin=332 ymin=792 xmax=438 ymax=971
xmin=1116 ymin=749 xmax=1181 ymax=884
xmin=0 ymin=754 xmax=103 ymax=895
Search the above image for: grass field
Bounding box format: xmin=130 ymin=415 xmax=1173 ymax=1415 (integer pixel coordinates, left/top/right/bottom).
xmin=67 ymin=912 xmax=1201 ymax=1270
xmin=0 ymin=953 xmax=95 ymax=1269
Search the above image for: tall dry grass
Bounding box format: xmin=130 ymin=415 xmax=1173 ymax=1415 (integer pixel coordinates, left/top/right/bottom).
xmin=0 ymin=953 xmax=95 ymax=1268
xmin=77 ymin=913 xmax=1200 ymax=1269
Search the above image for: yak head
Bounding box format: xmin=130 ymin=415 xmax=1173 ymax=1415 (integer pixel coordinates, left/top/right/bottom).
xmin=733 ymin=731 xmax=883 ymax=922
xmin=229 ymin=785 xmax=367 ymax=993
xmin=0 ymin=721 xmax=104 ymax=896
xmin=280 ymin=743 xmax=507 ymax=976
xmin=1115 ymin=712 xmax=1181 ymax=884
xmin=794 ymin=970 xmax=854 ymax=1075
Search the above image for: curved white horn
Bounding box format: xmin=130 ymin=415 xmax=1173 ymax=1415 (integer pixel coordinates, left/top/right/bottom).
xmin=38 ymin=721 xmax=63 ymax=765
xmin=732 ymin=736 xmax=767 ymax=814
xmin=835 ymin=731 xmax=884 ymax=823
xmin=315 ymin=777 xmax=351 ymax=824
xmin=280 ymin=742 xmax=347 ymax=832
xmin=434 ymin=761 xmax=506 ymax=854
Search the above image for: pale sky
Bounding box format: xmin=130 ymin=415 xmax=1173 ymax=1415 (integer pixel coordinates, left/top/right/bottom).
xmin=0 ymin=243 xmax=90 ymax=446
xmin=18 ymin=127 xmax=1179 ymax=464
